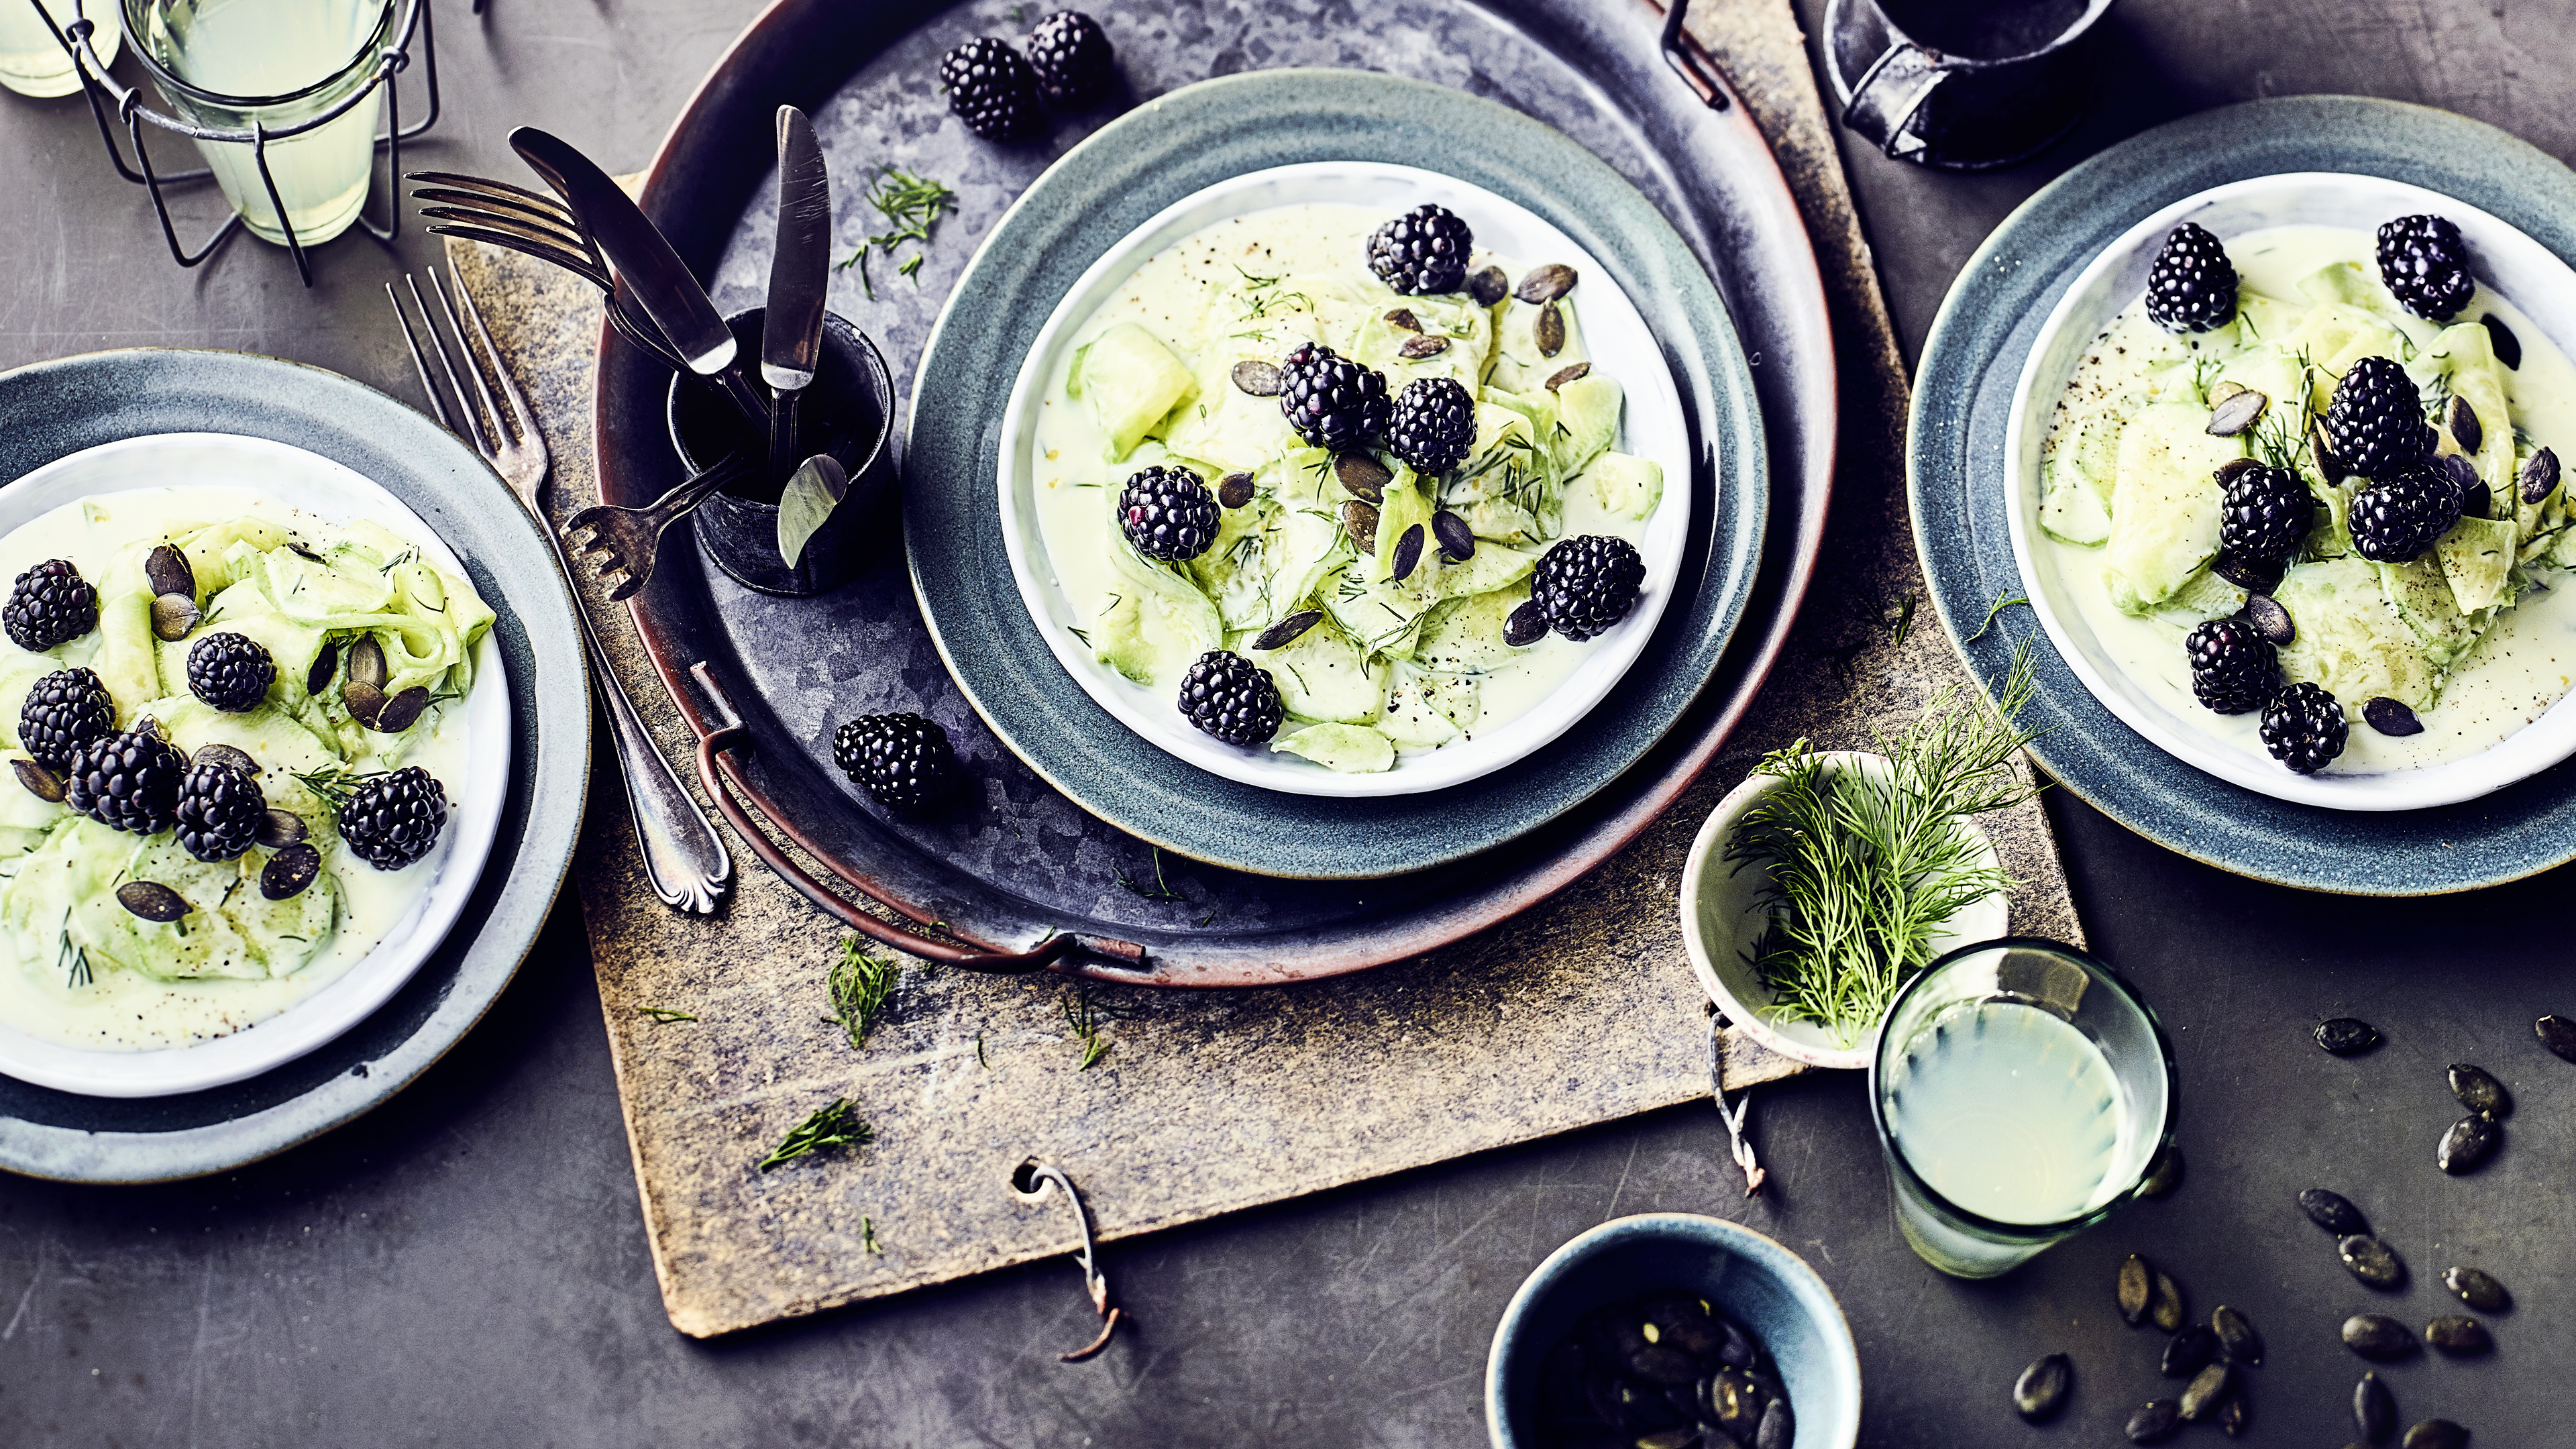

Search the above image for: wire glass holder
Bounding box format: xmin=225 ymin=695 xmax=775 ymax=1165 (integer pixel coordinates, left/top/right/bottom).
xmin=29 ymin=0 xmax=442 ymax=286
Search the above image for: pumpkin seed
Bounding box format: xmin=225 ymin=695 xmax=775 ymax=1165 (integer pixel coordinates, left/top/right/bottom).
xmin=1536 ymin=301 xmax=1566 ymax=358
xmin=2211 ymin=551 xmax=2283 ymax=594
xmin=1755 ymin=1396 xmax=1792 ymax=1449
xmin=2212 ymin=1304 xmax=2261 ymax=1365
xmin=2343 ymin=1313 xmax=2416 ymax=1360
xmin=2441 ymin=1266 xmax=2510 ymax=1313
xmin=2179 ymin=1362 xmax=2233 ymax=1421
xmin=1341 ymin=500 xmax=1380 ymax=553
xmin=2483 ymin=312 xmax=2522 ymax=369
xmin=1503 ymin=599 xmax=1547 ymax=647
xmin=370 ymin=686 xmax=432 ymax=734
xmin=1382 ymin=307 xmax=1422 ymax=333
xmin=2448 ymin=395 xmax=2483 ymax=453
xmin=2312 ymin=422 xmax=2348 ymax=483
xmin=2448 ymin=1063 xmax=2511 ymax=1118
xmin=261 ymin=842 xmax=321 ymax=901
xmin=1250 ymin=610 xmax=1322 ymax=653
xmin=150 ymin=592 xmax=200 ymax=642
xmin=347 ymin=635 xmax=389 ymax=690
xmin=1703 ymin=1367 xmax=1765 ymax=1437
xmin=116 ymin=881 xmax=189 ymax=922
xmin=1544 ymin=362 xmax=1592 ymax=391
xmin=11 ymin=759 xmax=64 ymax=804
xmin=341 ymin=680 xmax=387 ymax=729
xmin=1432 ymin=509 xmax=1476 ymax=562
xmin=1625 ymin=1342 xmax=1696 ymax=1386
xmin=1230 ymin=360 xmax=1283 ymax=396
xmin=2162 ymin=1323 xmax=2217 ymax=1377
xmin=1515 ymin=264 xmax=1577 ymax=304
xmin=1217 ymin=472 xmax=1256 ymax=509
xmin=2341 ymin=1234 xmax=2408 ymax=1289
xmin=191 ymin=743 xmax=258 ymax=777
xmin=1334 ymin=451 xmax=1391 ymax=502
xmin=2140 ymin=1144 xmax=2184 ymax=1197
xmin=2316 ymin=1017 xmax=2381 ymax=1055
xmin=2364 ymin=697 xmax=2424 ymax=736
xmin=2213 ymin=456 xmax=2263 ymax=484
xmin=2541 ymin=1012 xmax=2576 ymax=1063
xmin=1467 ymin=266 xmax=1509 ymax=307
xmin=2436 ymin=1115 xmax=2500 ymax=1174
xmin=256 ymin=808 xmax=309 ymax=850
xmin=307 ymin=641 xmax=341 ymax=696
xmin=2520 ymin=447 xmax=2561 ymax=506
xmin=2355 ymin=1371 xmax=2395 ymax=1443
xmin=2402 ymin=1421 xmax=2468 ymax=1449
xmin=144 ymin=543 xmax=197 ymax=600
xmin=2013 ymin=1352 xmax=2070 ymax=1421
xmin=2300 ymin=1187 xmax=2369 ymax=1236
xmin=2424 ymin=1314 xmax=2490 ymax=1356
xmin=2216 ymin=1393 xmax=2248 ymax=1438
xmin=2150 ymin=1269 xmax=2187 ymax=1332
xmin=2441 ymin=453 xmax=2488 ymax=517
xmin=2242 ymin=594 xmax=2294 ymax=645
xmin=2206 ymin=389 xmax=2267 ymax=436
xmin=1399 ymin=333 xmax=1450 ymax=359
xmin=2126 ymin=1398 xmax=2182 ymax=1444
xmin=2118 ymin=1253 xmax=2154 ymax=1325
xmin=1391 ymin=523 xmax=1425 ymax=582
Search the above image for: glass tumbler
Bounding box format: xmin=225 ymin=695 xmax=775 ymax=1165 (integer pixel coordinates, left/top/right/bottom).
xmin=0 ymin=0 xmax=121 ymax=97
xmin=1868 ymin=937 xmax=2174 ymax=1278
xmin=123 ymin=0 xmax=393 ymax=246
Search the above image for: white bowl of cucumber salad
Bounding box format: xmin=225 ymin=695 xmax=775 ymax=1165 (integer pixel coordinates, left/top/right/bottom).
xmin=2007 ymin=172 xmax=2576 ymax=812
xmin=995 ymin=161 xmax=1693 ymax=798
xmin=0 ymin=433 xmax=506 ymax=1097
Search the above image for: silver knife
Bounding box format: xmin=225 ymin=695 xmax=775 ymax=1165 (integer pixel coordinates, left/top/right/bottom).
xmin=763 ymin=106 xmax=831 ymax=484
xmin=508 ymin=125 xmax=771 ymax=426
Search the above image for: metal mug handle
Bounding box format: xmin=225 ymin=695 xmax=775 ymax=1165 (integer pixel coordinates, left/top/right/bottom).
xmin=1841 ymin=40 xmax=1951 ymax=160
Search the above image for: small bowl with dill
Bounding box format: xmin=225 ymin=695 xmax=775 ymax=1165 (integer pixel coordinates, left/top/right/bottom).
xmin=1679 ymin=649 xmax=2043 ymax=1069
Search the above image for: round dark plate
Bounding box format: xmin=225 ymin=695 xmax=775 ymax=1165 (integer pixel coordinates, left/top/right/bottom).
xmin=600 ymin=0 xmax=1836 ymax=982
xmin=0 ymin=350 xmax=589 ymax=1181
xmin=1913 ymin=96 xmax=2576 ymax=895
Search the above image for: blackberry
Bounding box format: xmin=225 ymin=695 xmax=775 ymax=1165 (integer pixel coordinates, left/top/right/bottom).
xmin=3 ymin=559 xmax=98 ymax=653
xmin=64 ymin=720 xmax=186 ymax=836
xmin=2184 ymin=617 xmax=2278 ymax=715
xmin=173 ymin=758 xmax=264 ymax=863
xmin=17 ymin=665 xmax=113 ymax=773
xmin=832 ymin=712 xmax=959 ymax=813
xmin=1531 ymin=535 xmax=1646 ymax=642
xmin=938 ymin=37 xmax=1044 ymax=142
xmin=185 ymin=631 xmax=276 ymax=713
xmin=2143 ymin=222 xmax=2239 ymax=333
xmin=1117 ymin=465 xmax=1220 ymax=562
xmin=1387 ymin=376 xmax=1474 ymax=474
xmin=2323 ymin=356 xmax=2436 ymax=480
xmin=337 ymin=765 xmax=449 ymax=869
xmin=1365 ymin=204 xmax=1474 ymax=296
xmin=2376 ymin=214 xmax=2475 ymax=322
xmin=2218 ymin=464 xmax=2314 ymax=564
xmin=2349 ymin=461 xmax=2463 ymax=562
xmin=2259 ymin=681 xmax=2347 ymax=775
xmin=1278 ymin=343 xmax=1391 ymax=452
xmin=1024 ymin=10 xmax=1114 ymax=109
xmin=1175 ymin=651 xmax=1282 ymax=747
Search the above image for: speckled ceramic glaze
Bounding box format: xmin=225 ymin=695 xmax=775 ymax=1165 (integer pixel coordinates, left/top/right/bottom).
xmin=0 ymin=350 xmax=589 ymax=1181
xmin=906 ymin=69 xmax=1765 ymax=878
xmin=1485 ymin=1213 xmax=1862 ymax=1448
xmin=1913 ymin=96 xmax=2576 ymax=894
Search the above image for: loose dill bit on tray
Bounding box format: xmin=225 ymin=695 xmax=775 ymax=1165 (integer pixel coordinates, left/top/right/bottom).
xmin=1062 ymin=987 xmax=1112 ymax=1071
xmin=1113 ymin=845 xmax=1184 ymax=902
xmin=827 ymin=936 xmax=900 ymax=1051
xmin=757 ymin=1097 xmax=873 ymax=1172
xmin=861 ymin=1216 xmax=882 ymax=1255
xmin=1727 ymin=641 xmax=2047 ymax=1049
xmin=1883 ymin=592 xmax=1919 ymax=648
xmin=835 ymin=165 xmax=959 ymax=301
xmin=1966 ymin=588 xmax=2030 ymax=642
xmin=636 ymin=1006 xmax=698 ymax=1024
xmin=974 ymin=1032 xmax=989 ymax=1069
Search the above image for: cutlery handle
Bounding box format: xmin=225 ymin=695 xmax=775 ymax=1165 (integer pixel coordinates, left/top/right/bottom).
xmin=767 ymin=388 xmax=798 ymax=490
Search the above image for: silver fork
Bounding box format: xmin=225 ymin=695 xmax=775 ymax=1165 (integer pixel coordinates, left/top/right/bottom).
xmin=407 ymin=170 xmax=690 ymax=375
xmin=390 ymin=264 xmax=732 ymax=914
xmin=561 ymin=450 xmax=753 ymax=602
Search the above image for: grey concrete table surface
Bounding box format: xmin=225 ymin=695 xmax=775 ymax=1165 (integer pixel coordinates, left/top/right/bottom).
xmin=1 ymin=2 xmax=2570 ymax=1445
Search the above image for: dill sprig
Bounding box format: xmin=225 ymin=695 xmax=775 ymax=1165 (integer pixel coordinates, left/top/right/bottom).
xmin=57 ymin=930 xmax=90 ymax=989
xmin=1113 ymin=846 xmax=1184 ymax=902
xmin=757 ymin=1097 xmax=873 ymax=1171
xmin=861 ymin=1216 xmax=883 ymax=1255
xmin=288 ymin=764 xmax=381 ymax=818
xmin=1061 ymin=987 xmax=1112 ymax=1070
xmin=826 ymin=937 xmax=899 ymax=1051
xmin=835 ymin=166 xmax=958 ymax=301
xmin=636 ymin=1006 xmax=698 ymax=1024
xmin=1965 ymin=588 xmax=2029 ymax=643
xmin=1725 ymin=641 xmax=2045 ymax=1048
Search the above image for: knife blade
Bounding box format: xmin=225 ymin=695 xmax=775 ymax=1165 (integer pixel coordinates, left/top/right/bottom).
xmin=508 ymin=125 xmax=741 ymax=378
xmin=763 ymin=107 xmax=830 ymax=394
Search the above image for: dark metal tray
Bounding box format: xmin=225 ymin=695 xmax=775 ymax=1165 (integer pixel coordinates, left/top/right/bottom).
xmin=592 ymin=0 xmax=1836 ymax=985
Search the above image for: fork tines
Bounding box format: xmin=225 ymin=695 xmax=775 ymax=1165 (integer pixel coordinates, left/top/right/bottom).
xmin=384 ymin=265 xmax=547 ymax=492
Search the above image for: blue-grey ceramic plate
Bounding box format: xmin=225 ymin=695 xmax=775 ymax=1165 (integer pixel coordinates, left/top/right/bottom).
xmin=1913 ymin=96 xmax=2576 ymax=895
xmin=906 ymin=68 xmax=1765 ymax=879
xmin=0 ymin=350 xmax=589 ymax=1182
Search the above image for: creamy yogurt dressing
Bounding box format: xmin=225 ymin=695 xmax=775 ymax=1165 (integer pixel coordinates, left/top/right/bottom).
xmin=0 ymin=488 xmax=474 ymax=1051
xmin=2044 ymin=224 xmax=2576 ymax=773
xmin=1028 ymin=202 xmax=1652 ymax=761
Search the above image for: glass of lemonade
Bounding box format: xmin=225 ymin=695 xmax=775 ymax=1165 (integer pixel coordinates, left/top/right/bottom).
xmin=1868 ymin=938 xmax=2174 ymax=1278
xmin=121 ymin=0 xmax=393 ymax=246
xmin=0 ymin=0 xmax=121 ymax=97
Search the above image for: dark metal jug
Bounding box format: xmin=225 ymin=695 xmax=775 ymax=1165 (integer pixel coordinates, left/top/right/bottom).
xmin=1825 ymin=0 xmax=2118 ymax=170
